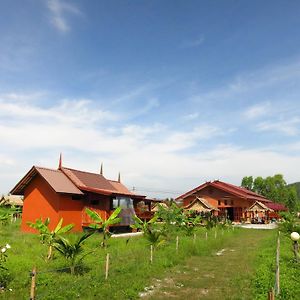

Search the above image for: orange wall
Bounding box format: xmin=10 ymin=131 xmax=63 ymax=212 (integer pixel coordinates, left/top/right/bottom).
xmin=58 ymin=195 xmax=84 ymax=232
xmin=81 ymin=193 xmax=111 ymax=226
xmin=21 ymin=175 xmax=60 ymax=233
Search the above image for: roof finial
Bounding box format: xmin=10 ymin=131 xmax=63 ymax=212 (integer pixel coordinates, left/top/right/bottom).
xmin=58 ymin=153 xmax=62 ymax=169
xmin=100 ymin=162 xmax=103 ymax=175
xmin=118 ymin=172 xmax=121 ymax=183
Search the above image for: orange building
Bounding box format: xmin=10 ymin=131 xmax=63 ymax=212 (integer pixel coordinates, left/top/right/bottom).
xmin=176 ymin=180 xmax=286 ymax=222
xmin=10 ymin=158 xmax=151 ymax=232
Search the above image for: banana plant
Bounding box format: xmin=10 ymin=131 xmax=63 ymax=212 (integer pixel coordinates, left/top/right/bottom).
xmin=85 ymin=207 xmax=122 ymax=247
xmin=131 ymin=215 xmax=165 ymax=249
xmin=181 ymin=214 xmax=202 ymax=236
xmin=53 ymin=232 xmax=93 ymax=275
xmin=27 ymin=218 xmax=74 ymax=260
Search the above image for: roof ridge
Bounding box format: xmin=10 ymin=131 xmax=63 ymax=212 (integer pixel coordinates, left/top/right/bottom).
xmin=35 ymin=166 xmax=61 ymax=172
xmin=109 ymin=179 xmax=122 ymax=183
xmin=62 ymin=167 xmax=105 ymax=177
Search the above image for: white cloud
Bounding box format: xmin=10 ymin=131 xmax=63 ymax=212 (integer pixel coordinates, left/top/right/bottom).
xmin=182 ymin=112 xmax=199 ymax=121
xmin=47 ymin=0 xmax=82 ymax=33
xmin=0 ymin=97 xmax=115 ymax=126
xmin=181 ymin=36 xmax=205 ymax=48
xmin=257 ymin=117 xmax=300 ymax=136
xmin=1 ymin=92 xmax=300 ymax=199
xmin=244 ymin=102 xmax=271 ymax=119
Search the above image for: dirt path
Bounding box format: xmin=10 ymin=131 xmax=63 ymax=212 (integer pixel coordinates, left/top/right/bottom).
xmin=141 ymin=229 xmax=274 ymax=300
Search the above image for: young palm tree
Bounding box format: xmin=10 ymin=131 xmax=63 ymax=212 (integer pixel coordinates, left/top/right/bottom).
xmin=85 ymin=207 xmax=122 ymax=247
xmin=27 ymin=218 xmax=74 ymax=259
xmin=53 ymin=232 xmax=93 ymax=275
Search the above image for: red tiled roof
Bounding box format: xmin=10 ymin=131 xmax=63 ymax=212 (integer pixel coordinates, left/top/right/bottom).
xmin=265 ymin=202 xmax=288 ymax=211
xmin=108 ymin=180 xmax=133 ymax=196
xmin=61 ymin=167 xmax=116 ymax=192
xmin=10 ymin=166 xmax=83 ymax=195
xmin=61 ymin=167 xmax=145 ymax=198
xmin=11 ymin=165 xmax=145 ymax=198
xmin=176 ymin=180 xmax=271 ymax=203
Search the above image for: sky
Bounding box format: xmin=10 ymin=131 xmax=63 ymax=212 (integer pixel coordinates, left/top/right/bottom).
xmin=1 ymin=0 xmax=300 ymax=199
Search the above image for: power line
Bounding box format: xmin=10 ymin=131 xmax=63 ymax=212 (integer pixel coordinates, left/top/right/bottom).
xmin=132 ymin=186 xmax=184 ymax=195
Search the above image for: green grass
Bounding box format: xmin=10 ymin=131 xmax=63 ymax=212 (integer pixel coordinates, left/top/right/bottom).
xmin=0 ymin=222 xmax=285 ymax=300
xmin=253 ymin=232 xmax=300 ymax=300
xmin=145 ymin=229 xmax=276 ymax=300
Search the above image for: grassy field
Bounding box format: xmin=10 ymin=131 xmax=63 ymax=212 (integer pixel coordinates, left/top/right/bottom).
xmin=143 ymin=229 xmax=276 ymax=300
xmin=0 ymin=221 xmax=296 ymax=300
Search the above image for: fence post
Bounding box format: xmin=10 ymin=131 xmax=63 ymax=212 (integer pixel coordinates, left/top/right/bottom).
xmin=275 ymin=231 xmax=280 ymax=295
xmin=268 ymin=288 xmax=275 ymax=300
xmin=205 ymin=231 xmax=208 ymax=240
xmin=176 ymin=236 xmax=179 ymax=253
xmin=150 ymin=245 xmax=153 ymax=264
xmin=105 ymin=253 xmax=110 ymax=280
xmin=214 ymin=230 xmax=217 ymax=239
xmin=30 ymin=266 xmax=37 ymax=300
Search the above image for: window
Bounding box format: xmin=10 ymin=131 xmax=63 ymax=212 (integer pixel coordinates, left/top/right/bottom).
xmin=111 ymin=197 xmax=134 ymax=209
xmin=218 ymin=200 xmax=221 ymax=206
xmin=224 ymin=200 xmax=228 ymax=206
xmin=231 ymin=200 xmax=234 ymax=206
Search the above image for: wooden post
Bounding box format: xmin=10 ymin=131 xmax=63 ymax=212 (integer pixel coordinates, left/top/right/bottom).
xmin=205 ymin=231 xmax=208 ymax=240
xmin=30 ymin=266 xmax=36 ymax=300
xmin=193 ymin=233 xmax=196 ymax=244
xmin=105 ymin=253 xmax=110 ymax=280
xmin=275 ymin=232 xmax=280 ymax=295
xmin=268 ymin=288 xmax=275 ymax=300
xmin=176 ymin=236 xmax=179 ymax=253
xmin=214 ymin=230 xmax=217 ymax=239
xmin=293 ymin=241 xmax=299 ymax=262
xmin=149 ymin=244 xmax=153 ymax=264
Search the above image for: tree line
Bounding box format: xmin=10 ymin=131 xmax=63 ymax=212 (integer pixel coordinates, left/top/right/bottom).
xmin=241 ymin=174 xmax=299 ymax=211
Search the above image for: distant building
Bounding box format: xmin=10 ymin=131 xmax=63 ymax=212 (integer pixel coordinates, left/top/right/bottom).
xmin=0 ymin=195 xmax=23 ymax=208
xmin=10 ymin=156 xmax=155 ymax=232
xmin=176 ymin=180 xmax=287 ymax=222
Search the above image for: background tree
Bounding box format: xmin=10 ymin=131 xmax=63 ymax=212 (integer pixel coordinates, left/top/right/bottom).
xmin=241 ymin=176 xmax=253 ymax=190
xmin=241 ymin=174 xmax=299 ymax=211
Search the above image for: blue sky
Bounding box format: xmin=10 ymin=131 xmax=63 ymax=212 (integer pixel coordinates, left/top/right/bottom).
xmin=1 ymin=0 xmax=300 ymax=198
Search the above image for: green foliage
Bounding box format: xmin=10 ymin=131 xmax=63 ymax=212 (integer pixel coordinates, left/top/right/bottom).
xmin=85 ymin=207 xmax=122 ymax=247
xmin=241 ymin=174 xmax=299 ymax=211
xmin=155 ymin=203 xmax=185 ymax=239
xmin=181 ymin=214 xmax=202 ymax=236
xmin=156 ymin=203 xmax=184 ymax=226
xmin=204 ymin=213 xmax=219 ymax=230
xmin=0 ymin=243 xmax=12 ymax=289
xmin=241 ymin=176 xmax=254 ymax=190
xmin=53 ymin=232 xmax=93 ymax=275
xmin=278 ymin=212 xmax=300 ymax=234
xmin=0 ymin=206 xmax=21 ymax=226
xmin=131 ymin=215 xmax=165 ymax=248
xmin=27 ymin=218 xmax=74 ymax=259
